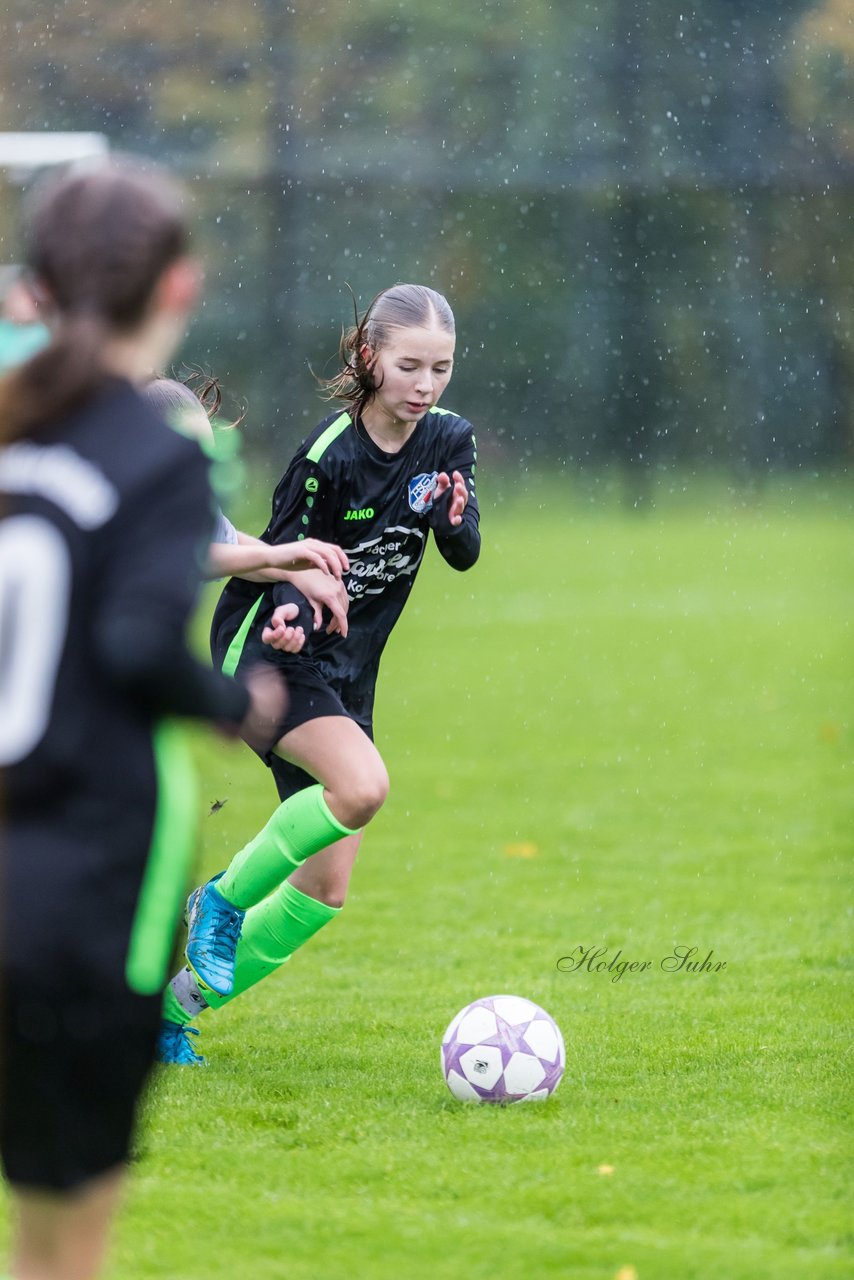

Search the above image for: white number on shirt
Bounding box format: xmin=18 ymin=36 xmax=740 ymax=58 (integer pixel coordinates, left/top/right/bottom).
xmin=0 ymin=515 xmax=71 ymax=765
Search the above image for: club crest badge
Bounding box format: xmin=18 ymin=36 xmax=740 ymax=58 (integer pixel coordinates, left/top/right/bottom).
xmin=408 ymin=471 xmax=439 ymax=514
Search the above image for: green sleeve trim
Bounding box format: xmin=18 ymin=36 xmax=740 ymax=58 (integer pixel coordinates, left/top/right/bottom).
xmin=306 ymin=412 xmax=351 ymax=463
xmin=125 ymin=720 xmax=198 ymax=995
xmin=222 ymin=596 xmax=264 ymax=676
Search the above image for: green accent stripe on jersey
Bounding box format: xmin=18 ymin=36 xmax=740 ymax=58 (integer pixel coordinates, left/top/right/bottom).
xmin=222 ymin=596 xmax=264 ymax=676
xmin=125 ymin=720 xmax=198 ymax=995
xmin=430 ymin=405 xmax=459 ymax=417
xmin=307 ymin=412 xmax=351 ymax=463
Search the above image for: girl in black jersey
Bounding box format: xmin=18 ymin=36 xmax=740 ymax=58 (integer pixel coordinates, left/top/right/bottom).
xmin=162 ymin=283 xmax=480 ymax=1062
xmin=0 ymin=162 xmax=282 ymax=1280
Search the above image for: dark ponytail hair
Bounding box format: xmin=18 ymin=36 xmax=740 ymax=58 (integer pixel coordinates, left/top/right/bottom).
xmin=321 ymin=283 xmax=455 ymax=413
xmin=0 ymin=159 xmax=188 ymax=444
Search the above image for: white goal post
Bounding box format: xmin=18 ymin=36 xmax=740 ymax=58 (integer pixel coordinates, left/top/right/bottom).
xmin=0 ymin=132 xmax=109 ymax=171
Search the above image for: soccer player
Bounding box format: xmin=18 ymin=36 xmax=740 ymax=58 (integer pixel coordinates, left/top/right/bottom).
xmin=0 ymin=161 xmax=282 ymax=1280
xmin=160 ymin=282 xmax=481 ymax=1064
xmin=0 ymin=268 xmax=49 ymax=371
xmin=142 ymin=377 xmax=351 ymax=633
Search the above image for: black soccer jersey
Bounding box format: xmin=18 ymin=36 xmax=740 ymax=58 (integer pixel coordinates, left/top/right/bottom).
xmin=0 ymin=377 xmax=248 ymax=989
xmin=212 ymin=406 xmax=480 ymax=725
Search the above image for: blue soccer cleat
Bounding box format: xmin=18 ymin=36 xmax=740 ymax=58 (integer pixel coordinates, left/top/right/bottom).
xmin=156 ymin=1020 xmax=206 ymax=1066
xmin=184 ymin=873 xmax=245 ymax=997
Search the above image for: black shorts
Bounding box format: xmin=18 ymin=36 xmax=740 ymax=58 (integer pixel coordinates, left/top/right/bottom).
xmin=268 ymin=672 xmax=374 ymax=801
xmin=232 ymin=644 xmax=374 ymax=802
xmin=0 ymin=981 xmax=161 ymax=1191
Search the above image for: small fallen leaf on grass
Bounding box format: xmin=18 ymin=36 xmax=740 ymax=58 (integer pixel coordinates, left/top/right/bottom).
xmin=597 ymin=1163 xmax=615 ymax=1176
xmin=820 ymin=722 xmax=841 ymax=744
xmin=615 ymin=1267 xmax=638 ymax=1280
xmin=504 ymin=841 xmax=539 ymax=858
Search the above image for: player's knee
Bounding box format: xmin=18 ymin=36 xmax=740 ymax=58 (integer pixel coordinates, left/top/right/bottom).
xmin=339 ymin=763 xmax=389 ymax=829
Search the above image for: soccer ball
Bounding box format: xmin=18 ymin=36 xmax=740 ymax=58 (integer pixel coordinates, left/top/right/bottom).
xmin=440 ymin=994 xmax=565 ymax=1104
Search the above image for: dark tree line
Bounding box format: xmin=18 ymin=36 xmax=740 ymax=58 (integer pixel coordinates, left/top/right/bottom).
xmin=1 ymin=0 xmax=851 ymax=472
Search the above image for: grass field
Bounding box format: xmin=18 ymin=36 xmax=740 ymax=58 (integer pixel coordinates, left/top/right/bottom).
xmin=4 ymin=472 xmax=852 ymax=1279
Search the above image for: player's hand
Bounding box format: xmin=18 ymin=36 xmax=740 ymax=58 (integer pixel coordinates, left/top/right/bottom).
xmin=290 ymin=568 xmax=350 ymax=638
xmin=267 ymin=539 xmax=349 ymax=578
xmin=433 ymin=470 xmax=468 ymax=526
xmin=261 ymin=603 xmax=307 ymax=653
xmin=234 ymin=663 xmax=287 ymax=754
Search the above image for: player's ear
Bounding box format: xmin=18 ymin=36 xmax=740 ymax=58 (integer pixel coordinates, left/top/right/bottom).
xmin=359 ymin=342 xmax=376 ymax=370
xmin=154 ymin=257 xmax=202 ymax=319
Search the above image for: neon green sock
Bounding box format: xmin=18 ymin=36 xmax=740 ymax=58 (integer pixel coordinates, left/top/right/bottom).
xmin=203 ymin=881 xmax=340 ymax=1010
xmin=162 ymin=982 xmax=189 ymax=1026
xmin=216 ymin=784 xmax=358 ymax=910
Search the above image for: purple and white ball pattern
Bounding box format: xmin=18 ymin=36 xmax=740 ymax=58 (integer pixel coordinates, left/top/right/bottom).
xmin=441 ymin=995 xmax=565 ymax=1103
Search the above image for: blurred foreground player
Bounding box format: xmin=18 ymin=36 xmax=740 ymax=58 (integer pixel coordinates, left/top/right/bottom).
xmin=0 ymin=161 xmax=282 ymax=1280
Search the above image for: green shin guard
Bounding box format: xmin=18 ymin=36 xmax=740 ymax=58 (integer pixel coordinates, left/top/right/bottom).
xmin=217 ymin=783 xmax=358 ymax=910
xmin=203 ymin=881 xmax=340 ymax=1010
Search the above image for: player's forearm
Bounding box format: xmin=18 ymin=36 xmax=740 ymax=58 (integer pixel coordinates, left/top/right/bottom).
xmin=97 ymin=615 xmax=250 ymax=724
xmin=207 ymin=542 xmax=277 ymax=579
xmin=430 ymin=483 xmax=481 ymax=570
xmin=434 ymin=518 xmax=481 ymax=570
xmin=270 ymin=581 xmax=316 ymax=634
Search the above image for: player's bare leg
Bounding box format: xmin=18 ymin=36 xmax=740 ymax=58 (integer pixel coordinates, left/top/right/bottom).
xmin=274 ymin=715 xmax=389 ymax=832
xmin=11 ymin=1166 xmax=124 ymax=1280
xmin=162 ymin=721 xmax=383 ymax=1052
xmin=287 ymin=831 xmax=364 ymax=909
xmin=184 ymin=716 xmax=383 ymax=996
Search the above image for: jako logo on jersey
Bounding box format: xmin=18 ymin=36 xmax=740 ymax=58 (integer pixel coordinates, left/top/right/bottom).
xmin=408 ymin=471 xmax=439 ymax=514
xmin=344 ymin=507 xmax=374 ymax=521
xmin=305 ymin=477 xmax=319 ymax=493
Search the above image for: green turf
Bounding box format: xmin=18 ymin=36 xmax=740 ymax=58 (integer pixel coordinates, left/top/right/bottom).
xmin=4 ymin=472 xmax=852 ymax=1279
